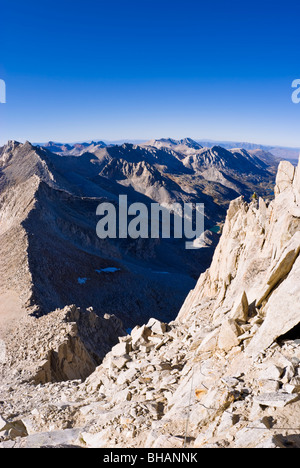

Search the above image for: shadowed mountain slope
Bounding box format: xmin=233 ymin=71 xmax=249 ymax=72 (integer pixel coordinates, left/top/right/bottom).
xmin=0 ymin=139 xmax=275 ymax=326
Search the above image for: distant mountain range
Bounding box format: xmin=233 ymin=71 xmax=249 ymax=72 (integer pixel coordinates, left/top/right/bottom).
xmin=197 ymin=139 xmax=300 ymax=163
xmin=0 ymin=137 xmax=278 ymax=326
xmin=39 ymin=137 xmax=300 ymax=164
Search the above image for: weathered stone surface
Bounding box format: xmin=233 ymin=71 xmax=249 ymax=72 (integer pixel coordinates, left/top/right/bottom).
xmin=258 ymin=365 xmax=283 ymax=381
xmin=218 ymin=319 xmax=242 ymax=351
xmin=230 ymin=291 xmax=249 ymax=322
xmin=257 ymin=380 xmax=280 ymax=393
xmin=274 ymin=160 xmax=295 ymax=195
xmin=23 ymin=428 xmax=82 ymax=448
xmin=146 ymin=318 xmax=167 ymax=335
xmin=0 ymin=415 xmax=7 ymax=431
xmin=111 ymin=341 xmax=131 ymax=357
xmin=256 ymin=231 xmax=300 ymax=307
xmin=216 ymin=411 xmax=239 ymax=434
xmin=254 ymin=436 xmax=286 ymax=449
xmin=247 ymin=255 xmax=300 ymax=357
xmin=131 ymin=325 xmax=152 ymax=349
xmin=253 ymin=392 xmax=299 ymax=408
xmin=197 ymin=328 xmax=220 ymax=353
xmin=234 ymin=426 xmax=271 ymax=448
xmin=80 ymin=429 xmax=110 ymax=448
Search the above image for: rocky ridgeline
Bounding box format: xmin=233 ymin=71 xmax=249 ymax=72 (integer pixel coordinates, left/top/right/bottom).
xmin=0 ymin=159 xmax=300 ymax=448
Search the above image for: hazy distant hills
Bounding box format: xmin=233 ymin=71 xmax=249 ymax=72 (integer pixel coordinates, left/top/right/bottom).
xmin=0 ymin=138 xmax=277 ymax=326
xmin=40 ymin=137 xmax=299 ymax=164
xmin=43 ymin=140 xmax=107 ymax=156
xmin=197 ymin=139 xmax=300 ymax=164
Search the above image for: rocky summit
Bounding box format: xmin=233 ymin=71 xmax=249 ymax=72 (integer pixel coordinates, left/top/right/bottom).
xmin=0 ymin=156 xmax=299 ymax=448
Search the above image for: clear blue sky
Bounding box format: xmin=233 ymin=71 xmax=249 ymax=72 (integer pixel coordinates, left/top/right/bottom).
xmin=1 ymin=0 xmax=300 ymax=147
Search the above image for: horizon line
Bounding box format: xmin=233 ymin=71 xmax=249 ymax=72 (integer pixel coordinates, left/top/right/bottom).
xmin=33 ymin=137 xmax=300 ymax=152
xmin=1 ymin=137 xmax=300 ymax=153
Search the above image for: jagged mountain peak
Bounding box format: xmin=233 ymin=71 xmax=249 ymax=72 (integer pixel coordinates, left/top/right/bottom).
xmin=145 ymin=137 xmax=202 ymax=150
xmin=179 ymin=158 xmax=300 ymax=344
xmin=0 ymin=141 xmax=63 ymax=191
xmin=179 ymin=137 xmax=203 ymax=149
xmin=181 ymin=144 xmax=272 ymax=178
